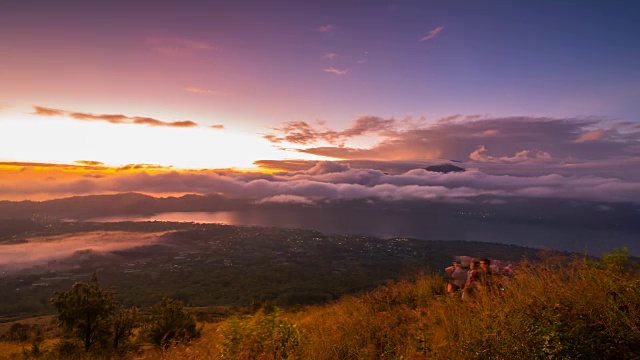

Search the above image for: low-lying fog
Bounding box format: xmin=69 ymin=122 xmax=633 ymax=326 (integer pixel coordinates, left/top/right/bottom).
xmin=0 ymin=231 xmax=167 ymax=273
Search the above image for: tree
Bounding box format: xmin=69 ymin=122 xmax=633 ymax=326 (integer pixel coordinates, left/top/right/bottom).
xmin=111 ymin=307 xmax=140 ymax=350
xmin=51 ymin=273 xmax=116 ymax=351
xmin=147 ymin=297 xmax=200 ymax=347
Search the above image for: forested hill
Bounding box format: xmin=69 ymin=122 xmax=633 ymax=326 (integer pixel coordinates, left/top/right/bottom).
xmin=0 ymin=220 xmax=543 ymax=320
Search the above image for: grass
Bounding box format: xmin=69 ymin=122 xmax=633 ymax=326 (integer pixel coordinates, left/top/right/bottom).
xmin=3 ymin=253 xmax=640 ymax=359
xmin=159 ymin=255 xmax=640 ymax=359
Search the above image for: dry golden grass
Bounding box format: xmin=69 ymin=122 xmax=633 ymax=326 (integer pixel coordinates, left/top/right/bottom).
xmin=153 ymin=257 xmax=640 ymax=359
xmin=3 ymin=255 xmax=640 ymax=359
xmin=0 ymin=343 xmax=23 ymax=360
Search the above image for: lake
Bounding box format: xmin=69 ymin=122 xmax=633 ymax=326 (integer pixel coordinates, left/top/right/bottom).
xmin=87 ymin=208 xmax=639 ymax=256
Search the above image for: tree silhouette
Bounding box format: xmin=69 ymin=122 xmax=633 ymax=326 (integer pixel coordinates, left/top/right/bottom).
xmin=51 ymin=273 xmax=116 ymax=351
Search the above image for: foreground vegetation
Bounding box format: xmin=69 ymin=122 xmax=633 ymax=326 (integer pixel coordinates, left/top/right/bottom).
xmin=2 ymin=249 xmax=639 ymax=359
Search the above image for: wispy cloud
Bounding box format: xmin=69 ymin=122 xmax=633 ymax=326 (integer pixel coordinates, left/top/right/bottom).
xmin=70 ymin=112 xmax=128 ymax=124
xmin=323 ymin=52 xmax=338 ymax=60
xmin=148 ymin=37 xmax=216 ymax=55
xmin=316 ymin=24 xmax=336 ymax=33
xmin=133 ymin=117 xmax=198 ymax=128
xmin=32 ymin=106 xmax=65 ymax=116
xmin=419 ymin=26 xmax=444 ymax=42
xmin=185 ymin=87 xmax=215 ymax=94
xmin=210 ymin=124 xmax=225 ymax=130
xmin=574 ymin=129 xmax=608 ymax=143
xmin=32 ymin=106 xmax=200 ymax=128
xmin=264 ymin=116 xmax=397 ymax=146
xmin=323 ymin=67 xmax=348 ymax=75
xmin=116 ymin=163 xmax=170 ymax=171
xmin=469 ymin=145 xmax=552 ymax=163
xmin=358 ymin=50 xmax=369 ymax=63
xmin=75 ymin=160 xmax=104 ymax=166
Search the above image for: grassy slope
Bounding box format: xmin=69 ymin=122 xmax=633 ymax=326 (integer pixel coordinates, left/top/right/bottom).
xmin=154 ymin=256 xmax=640 ymax=360
xmin=2 ymin=256 xmax=640 ymax=359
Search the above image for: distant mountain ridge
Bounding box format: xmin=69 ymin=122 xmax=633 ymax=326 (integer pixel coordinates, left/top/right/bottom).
xmin=0 ymin=193 xmax=238 ymax=220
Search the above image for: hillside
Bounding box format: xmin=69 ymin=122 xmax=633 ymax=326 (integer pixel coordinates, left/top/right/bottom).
xmin=0 ymin=221 xmax=541 ymax=320
xmin=140 ymin=253 xmax=640 ymax=359
xmin=2 ymin=252 xmax=638 ymax=359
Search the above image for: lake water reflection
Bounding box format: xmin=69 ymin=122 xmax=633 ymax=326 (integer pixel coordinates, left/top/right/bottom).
xmin=89 ymin=211 xmax=241 ymax=225
xmin=88 ymin=209 xmax=639 ymax=256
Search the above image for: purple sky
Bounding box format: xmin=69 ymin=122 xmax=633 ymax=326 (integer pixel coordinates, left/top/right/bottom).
xmin=0 ymin=0 xmax=639 ymax=204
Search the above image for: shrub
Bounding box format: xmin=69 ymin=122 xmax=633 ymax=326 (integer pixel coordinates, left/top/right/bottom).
xmin=148 ymin=297 xmax=201 ymax=347
xmin=3 ymin=323 xmax=34 ymax=343
xmin=220 ymin=306 xmax=299 ymax=359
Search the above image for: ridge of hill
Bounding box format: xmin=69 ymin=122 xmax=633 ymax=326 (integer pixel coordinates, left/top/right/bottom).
xmin=0 ymin=193 xmax=238 ymax=220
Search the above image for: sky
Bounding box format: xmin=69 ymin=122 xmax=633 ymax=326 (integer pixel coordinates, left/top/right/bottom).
xmin=1 ymin=0 xmax=640 ymax=203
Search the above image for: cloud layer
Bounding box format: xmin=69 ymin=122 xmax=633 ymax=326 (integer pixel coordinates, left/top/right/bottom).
xmin=33 ymin=106 xmax=199 ymax=128
xmin=264 ymin=115 xmax=640 ymax=174
xmin=2 ymin=159 xmax=640 ymax=204
xmin=4 ymin=114 xmax=639 ymax=206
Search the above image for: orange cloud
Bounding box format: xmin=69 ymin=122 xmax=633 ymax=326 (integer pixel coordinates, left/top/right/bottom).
xmin=132 ymin=117 xmax=165 ymax=126
xmin=32 ymin=106 xmax=65 ymax=116
xmin=171 ymin=120 xmax=198 ymax=128
xmin=0 ymin=161 xmax=106 ymax=171
xmin=116 ymin=163 xmax=170 ymax=171
xmin=210 ymin=124 xmax=225 ymax=129
xmin=70 ymin=112 xmax=128 ymax=124
xmin=574 ymin=129 xmax=607 ymax=143
xmin=133 ymin=117 xmax=197 ymax=127
xmin=75 ymin=160 xmax=104 ymax=166
xmin=32 ymin=106 xmax=200 ymax=128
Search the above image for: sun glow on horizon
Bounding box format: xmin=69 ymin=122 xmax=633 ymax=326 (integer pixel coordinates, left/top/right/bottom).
xmin=0 ymin=110 xmax=330 ymax=170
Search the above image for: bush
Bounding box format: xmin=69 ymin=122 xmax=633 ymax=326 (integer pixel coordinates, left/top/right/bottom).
xmin=220 ymin=305 xmax=299 ymax=359
xmin=3 ymin=323 xmax=34 ymax=342
xmin=147 ymin=297 xmax=201 ymax=347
